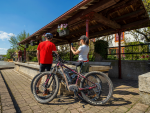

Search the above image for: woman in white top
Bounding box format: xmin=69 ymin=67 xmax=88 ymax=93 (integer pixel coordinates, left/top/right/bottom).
xmin=71 ymin=35 xmax=89 ymax=73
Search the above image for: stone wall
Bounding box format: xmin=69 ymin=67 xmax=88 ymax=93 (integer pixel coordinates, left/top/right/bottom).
xmin=14 ymin=61 xmax=111 ymax=78
xmin=102 ymin=60 xmax=150 ymax=80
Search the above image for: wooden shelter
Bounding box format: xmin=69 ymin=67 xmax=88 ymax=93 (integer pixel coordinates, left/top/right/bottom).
xmin=18 ymin=0 xmax=150 ymax=79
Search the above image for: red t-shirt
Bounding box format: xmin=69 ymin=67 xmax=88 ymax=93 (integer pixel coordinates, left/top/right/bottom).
xmin=37 ymin=41 xmax=57 ymax=64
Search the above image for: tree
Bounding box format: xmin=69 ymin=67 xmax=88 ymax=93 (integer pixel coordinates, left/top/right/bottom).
xmin=128 ymin=0 xmax=150 ymax=42
xmin=6 ymin=48 xmax=15 ymax=59
xmin=9 ymin=30 xmax=30 ymax=50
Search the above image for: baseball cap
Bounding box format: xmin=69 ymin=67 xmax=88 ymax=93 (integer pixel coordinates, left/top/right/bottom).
xmin=78 ymin=35 xmax=88 ymax=41
xmin=44 ymin=33 xmax=53 ymax=39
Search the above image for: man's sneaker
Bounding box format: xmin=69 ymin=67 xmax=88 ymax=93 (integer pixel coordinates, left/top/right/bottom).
xmin=43 ymin=89 xmax=50 ymax=96
xmin=36 ymin=87 xmax=39 ymax=94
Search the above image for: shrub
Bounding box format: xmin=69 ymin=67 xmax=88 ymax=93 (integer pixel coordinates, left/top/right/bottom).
xmin=94 ymin=40 xmax=108 ymax=59
xmin=31 ymin=57 xmax=38 ymax=62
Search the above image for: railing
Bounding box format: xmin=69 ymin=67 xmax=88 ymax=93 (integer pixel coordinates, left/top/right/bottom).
xmin=25 ymin=49 xmax=95 ymax=62
xmin=106 ymin=43 xmax=150 ymax=60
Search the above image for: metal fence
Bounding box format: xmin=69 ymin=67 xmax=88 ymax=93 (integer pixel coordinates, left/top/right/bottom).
xmin=25 ymin=48 xmax=95 ymax=62
xmin=106 ymin=43 xmax=150 ymax=60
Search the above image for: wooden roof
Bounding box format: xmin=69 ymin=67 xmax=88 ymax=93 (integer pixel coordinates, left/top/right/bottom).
xmin=18 ymin=0 xmax=150 ymax=46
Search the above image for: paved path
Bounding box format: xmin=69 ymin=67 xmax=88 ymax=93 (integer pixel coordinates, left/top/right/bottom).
xmin=1 ymin=69 xmax=150 ymax=113
xmin=0 ymin=71 xmax=16 ymax=113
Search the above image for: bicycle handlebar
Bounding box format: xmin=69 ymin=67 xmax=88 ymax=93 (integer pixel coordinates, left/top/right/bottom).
xmin=52 ymin=52 xmax=66 ymax=63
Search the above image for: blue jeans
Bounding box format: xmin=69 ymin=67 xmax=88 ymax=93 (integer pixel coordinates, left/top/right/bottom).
xmin=39 ymin=64 xmax=52 ymax=72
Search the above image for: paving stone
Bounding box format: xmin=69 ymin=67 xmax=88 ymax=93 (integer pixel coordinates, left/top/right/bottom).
xmin=33 ymin=108 xmax=44 ymax=113
xmin=114 ymin=106 xmax=128 ymax=113
xmin=145 ymin=107 xmax=150 ymax=113
xmin=43 ymin=107 xmax=54 ymax=112
xmin=30 ymin=105 xmax=41 ymax=110
xmin=2 ymin=109 xmax=16 ymax=113
xmin=128 ymin=108 xmax=145 ymax=113
xmin=2 ymin=106 xmax=15 ymax=111
xmin=57 ymin=108 xmax=67 ymax=113
xmin=22 ymin=109 xmax=33 ymax=113
xmin=132 ymin=102 xmax=149 ymax=112
xmin=20 ymin=106 xmax=31 ymax=111
xmin=70 ymin=109 xmax=79 ymax=113
xmin=29 ymin=102 xmax=38 ymax=107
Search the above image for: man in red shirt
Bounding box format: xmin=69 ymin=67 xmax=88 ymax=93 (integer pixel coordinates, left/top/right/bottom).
xmin=36 ymin=33 xmax=57 ymax=95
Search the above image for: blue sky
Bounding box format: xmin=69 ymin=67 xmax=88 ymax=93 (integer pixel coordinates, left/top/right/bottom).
xmin=0 ymin=0 xmax=82 ymax=55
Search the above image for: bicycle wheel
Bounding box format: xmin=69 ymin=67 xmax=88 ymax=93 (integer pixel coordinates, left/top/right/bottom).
xmin=31 ymin=68 xmax=54 ymax=94
xmin=80 ymin=71 xmax=113 ymax=105
xmin=77 ymin=76 xmax=102 ymax=101
xmin=32 ymin=72 xmax=59 ymax=104
xmin=31 ymin=73 xmax=41 ymax=94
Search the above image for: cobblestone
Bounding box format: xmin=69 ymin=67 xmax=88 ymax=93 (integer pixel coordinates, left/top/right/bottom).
xmin=0 ymin=71 xmax=16 ymax=113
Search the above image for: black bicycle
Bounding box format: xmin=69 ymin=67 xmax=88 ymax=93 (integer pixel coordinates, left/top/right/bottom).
xmin=31 ymin=52 xmax=113 ymax=105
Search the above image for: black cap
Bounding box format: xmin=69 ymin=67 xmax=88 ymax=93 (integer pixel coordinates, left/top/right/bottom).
xmin=78 ymin=35 xmax=88 ymax=41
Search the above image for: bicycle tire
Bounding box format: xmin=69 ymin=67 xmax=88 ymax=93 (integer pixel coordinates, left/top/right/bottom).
xmin=31 ymin=68 xmax=54 ymax=94
xmin=31 ymin=73 xmax=41 ymax=94
xmin=32 ymin=72 xmax=59 ymax=104
xmin=80 ymin=71 xmax=113 ymax=105
xmin=77 ymin=75 xmax=102 ymax=101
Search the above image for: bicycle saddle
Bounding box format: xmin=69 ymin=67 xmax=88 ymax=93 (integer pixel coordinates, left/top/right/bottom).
xmin=72 ymin=62 xmax=83 ymax=66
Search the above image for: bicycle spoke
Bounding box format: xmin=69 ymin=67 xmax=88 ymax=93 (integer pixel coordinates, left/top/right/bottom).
xmin=80 ymin=72 xmax=113 ymax=105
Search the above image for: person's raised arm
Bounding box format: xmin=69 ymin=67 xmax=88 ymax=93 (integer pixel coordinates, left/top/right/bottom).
xmin=71 ymin=46 xmax=80 ymax=55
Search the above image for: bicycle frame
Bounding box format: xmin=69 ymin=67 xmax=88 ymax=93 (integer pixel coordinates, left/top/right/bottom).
xmin=45 ymin=61 xmax=97 ymax=91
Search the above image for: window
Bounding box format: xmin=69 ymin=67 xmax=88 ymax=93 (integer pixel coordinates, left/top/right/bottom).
xmin=115 ymin=32 xmax=124 ymax=42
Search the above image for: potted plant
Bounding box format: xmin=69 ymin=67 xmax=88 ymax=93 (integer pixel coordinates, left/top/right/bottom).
xmin=57 ymin=24 xmax=69 ymax=37
xmin=25 ymin=44 xmax=29 ymax=48
xmin=30 ymin=40 xmax=35 ymax=46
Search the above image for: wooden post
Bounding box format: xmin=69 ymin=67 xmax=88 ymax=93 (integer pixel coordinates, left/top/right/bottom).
xmin=70 ymin=43 xmax=72 ymax=61
xmin=86 ymin=19 xmax=89 ymax=38
xmin=86 ymin=19 xmax=89 ymax=60
xmin=24 ymin=48 xmax=26 ymax=62
xmin=118 ymin=31 xmax=122 ymax=79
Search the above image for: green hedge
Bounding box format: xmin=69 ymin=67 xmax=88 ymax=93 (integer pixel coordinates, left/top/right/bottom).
xmin=94 ymin=40 xmax=108 ymax=59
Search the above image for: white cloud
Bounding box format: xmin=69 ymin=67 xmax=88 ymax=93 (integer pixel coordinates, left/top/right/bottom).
xmin=0 ymin=48 xmax=8 ymax=50
xmin=0 ymin=31 xmax=15 ymax=40
xmin=0 ymin=48 xmax=8 ymax=55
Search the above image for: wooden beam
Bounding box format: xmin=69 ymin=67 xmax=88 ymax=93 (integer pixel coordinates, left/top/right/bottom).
xmin=121 ymin=18 xmax=149 ymax=30
xmin=52 ymin=38 xmax=64 ymax=41
xmin=105 ymin=0 xmax=138 ymax=16
xmin=47 ymin=0 xmax=119 ymax=34
xmin=53 ymin=35 xmax=70 ymax=42
xmin=68 ymin=0 xmax=119 ymax=25
xmin=69 ymin=28 xmax=115 ymax=41
xmin=113 ymin=9 xmax=145 ymax=21
xmin=69 ymin=23 xmax=103 ymax=36
xmin=94 ymin=12 xmax=121 ymax=29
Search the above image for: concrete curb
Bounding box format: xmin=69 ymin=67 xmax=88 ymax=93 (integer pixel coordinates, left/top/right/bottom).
xmin=0 ymin=67 xmax=14 ymax=70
